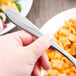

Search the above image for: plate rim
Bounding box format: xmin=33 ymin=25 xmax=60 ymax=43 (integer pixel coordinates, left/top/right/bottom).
xmin=40 ymin=8 xmax=76 ymax=32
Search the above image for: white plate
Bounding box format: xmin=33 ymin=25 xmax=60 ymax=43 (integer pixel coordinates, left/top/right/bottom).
xmin=0 ymin=0 xmax=33 ymax=35
xmin=40 ymin=8 xmax=76 ymax=76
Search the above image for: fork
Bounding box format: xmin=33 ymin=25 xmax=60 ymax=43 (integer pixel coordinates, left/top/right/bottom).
xmin=5 ymin=8 xmax=76 ymax=68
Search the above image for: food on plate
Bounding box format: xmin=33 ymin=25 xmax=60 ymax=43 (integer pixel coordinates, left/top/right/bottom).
xmin=0 ymin=13 xmax=7 ymax=32
xmin=44 ymin=19 xmax=76 ymax=76
xmin=0 ymin=0 xmax=21 ymax=32
xmin=0 ymin=2 xmax=19 ymax=12
xmin=0 ymin=0 xmax=13 ymax=5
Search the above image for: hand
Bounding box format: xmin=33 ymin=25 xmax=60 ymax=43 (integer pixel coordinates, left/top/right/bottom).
xmin=0 ymin=30 xmax=54 ymax=76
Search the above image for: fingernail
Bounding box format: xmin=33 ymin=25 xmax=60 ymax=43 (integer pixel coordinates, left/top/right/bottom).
xmin=48 ymin=62 xmax=51 ymax=69
xmin=46 ymin=61 xmax=51 ymax=70
xmin=36 ymin=69 xmax=41 ymax=76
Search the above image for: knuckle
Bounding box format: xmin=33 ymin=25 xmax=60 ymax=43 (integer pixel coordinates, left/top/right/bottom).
xmin=36 ymin=38 xmax=48 ymax=51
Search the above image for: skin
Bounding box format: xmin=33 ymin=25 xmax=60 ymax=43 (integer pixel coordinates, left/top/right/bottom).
xmin=0 ymin=30 xmax=54 ymax=76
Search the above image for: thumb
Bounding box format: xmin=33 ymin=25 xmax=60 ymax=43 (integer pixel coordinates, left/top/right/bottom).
xmin=25 ymin=33 xmax=54 ymax=60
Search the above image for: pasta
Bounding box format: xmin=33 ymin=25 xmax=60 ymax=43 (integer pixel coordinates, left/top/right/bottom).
xmin=44 ymin=19 xmax=76 ymax=76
